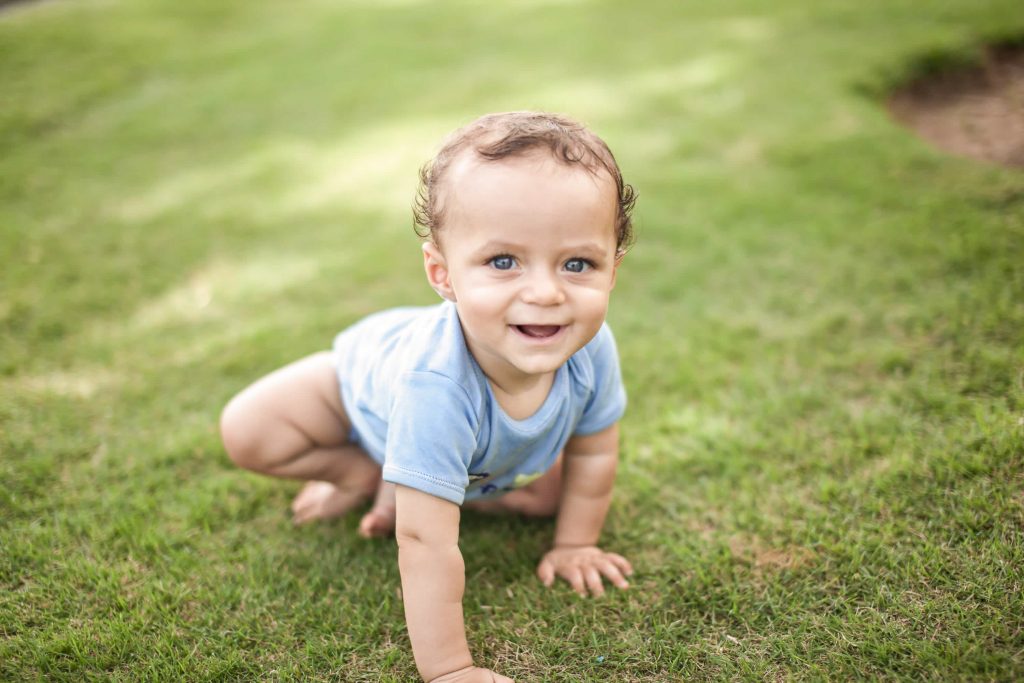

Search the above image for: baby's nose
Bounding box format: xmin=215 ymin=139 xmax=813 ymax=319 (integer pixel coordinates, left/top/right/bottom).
xmin=522 ymin=270 xmax=565 ymax=305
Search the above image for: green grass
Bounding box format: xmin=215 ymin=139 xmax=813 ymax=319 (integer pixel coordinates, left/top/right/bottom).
xmin=2 ymin=0 xmax=1023 ymax=680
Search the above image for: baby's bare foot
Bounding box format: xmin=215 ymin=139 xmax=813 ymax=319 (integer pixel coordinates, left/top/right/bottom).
xmin=291 ymin=481 xmax=369 ymax=525
xmin=357 ymin=508 xmax=395 ymax=538
xmin=357 ymin=481 xmax=396 ymax=538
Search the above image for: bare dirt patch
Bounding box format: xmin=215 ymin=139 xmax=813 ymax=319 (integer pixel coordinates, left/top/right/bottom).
xmin=727 ymin=535 xmax=816 ymax=573
xmin=888 ymin=43 xmax=1024 ymax=168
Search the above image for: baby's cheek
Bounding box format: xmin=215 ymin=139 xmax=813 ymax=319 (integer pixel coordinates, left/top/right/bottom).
xmin=575 ymin=290 xmax=611 ymax=320
xmin=463 ymin=288 xmax=509 ymax=316
xmin=455 ymin=299 xmax=510 ymax=345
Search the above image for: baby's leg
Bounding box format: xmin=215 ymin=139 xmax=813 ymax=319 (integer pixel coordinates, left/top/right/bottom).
xmin=466 ymin=455 xmax=563 ymax=518
xmin=358 ymin=481 xmax=396 ymax=538
xmin=220 ymin=351 xmax=390 ymax=530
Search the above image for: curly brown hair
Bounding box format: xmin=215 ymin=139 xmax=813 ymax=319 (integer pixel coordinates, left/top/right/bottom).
xmin=413 ymin=111 xmax=637 ymax=256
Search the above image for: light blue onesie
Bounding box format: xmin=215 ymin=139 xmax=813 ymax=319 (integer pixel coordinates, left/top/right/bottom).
xmin=331 ymin=301 xmax=626 ymax=505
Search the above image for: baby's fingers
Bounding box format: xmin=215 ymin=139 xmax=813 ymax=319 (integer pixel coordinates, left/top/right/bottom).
xmin=560 ymin=566 xmax=587 ymax=596
xmin=598 ymin=558 xmax=630 ymax=590
xmin=537 ymin=558 xmax=556 ymax=587
xmin=606 ymin=552 xmax=634 ymax=577
xmin=583 ymin=566 xmax=606 ymax=597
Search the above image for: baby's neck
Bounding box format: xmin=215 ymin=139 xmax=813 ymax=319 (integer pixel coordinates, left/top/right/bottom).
xmin=487 ymin=370 xmax=556 ymax=421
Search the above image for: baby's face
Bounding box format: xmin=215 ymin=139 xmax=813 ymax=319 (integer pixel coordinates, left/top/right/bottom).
xmin=422 ymin=152 xmax=619 ymax=389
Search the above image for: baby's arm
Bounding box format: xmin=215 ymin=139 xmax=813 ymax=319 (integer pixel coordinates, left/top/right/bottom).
xmin=537 ymin=423 xmax=633 ymax=597
xmin=395 ymin=485 xmax=513 ymax=683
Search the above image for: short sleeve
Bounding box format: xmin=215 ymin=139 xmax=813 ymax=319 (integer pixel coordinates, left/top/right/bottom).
xmin=574 ymin=324 xmax=627 ymax=436
xmin=381 ymin=371 xmax=478 ymax=505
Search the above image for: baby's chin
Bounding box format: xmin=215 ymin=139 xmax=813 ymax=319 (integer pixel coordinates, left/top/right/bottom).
xmin=507 ymin=347 xmax=581 ymax=377
xmin=512 ymin=359 xmax=567 ymax=377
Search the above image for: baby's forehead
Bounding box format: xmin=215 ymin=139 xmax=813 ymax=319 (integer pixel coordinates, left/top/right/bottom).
xmin=438 ymin=150 xmax=619 ymax=242
xmin=445 ymin=148 xmax=614 ymax=194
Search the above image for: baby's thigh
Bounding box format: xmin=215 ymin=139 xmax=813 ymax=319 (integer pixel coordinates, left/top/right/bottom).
xmin=221 ymin=351 xmax=351 ymax=449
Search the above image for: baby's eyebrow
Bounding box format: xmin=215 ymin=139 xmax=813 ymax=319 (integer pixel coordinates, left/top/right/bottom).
xmin=470 ymin=240 xmax=611 ymax=261
xmin=471 ymin=240 xmax=524 ymax=257
xmin=566 ymin=243 xmax=609 ymax=259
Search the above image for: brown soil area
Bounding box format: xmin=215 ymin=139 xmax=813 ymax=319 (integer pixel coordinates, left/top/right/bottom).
xmin=889 ymin=44 xmax=1024 ymax=168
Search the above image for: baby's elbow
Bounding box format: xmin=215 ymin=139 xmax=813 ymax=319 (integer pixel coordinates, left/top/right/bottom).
xmin=395 ymin=516 xmax=460 ymax=554
xmin=395 ymin=523 xmax=425 ymax=547
xmin=395 ymin=513 xmax=440 ymax=548
xmin=393 ymin=485 xmax=462 ymax=547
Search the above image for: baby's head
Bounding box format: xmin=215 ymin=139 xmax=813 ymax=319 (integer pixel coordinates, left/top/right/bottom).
xmin=413 ymin=112 xmax=636 ymax=383
xmin=413 ymin=111 xmax=636 ymax=257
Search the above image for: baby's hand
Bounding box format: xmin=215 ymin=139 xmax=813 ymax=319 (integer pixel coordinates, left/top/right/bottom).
xmin=429 ymin=666 xmax=514 ymax=682
xmin=536 ymin=545 xmax=633 ymax=597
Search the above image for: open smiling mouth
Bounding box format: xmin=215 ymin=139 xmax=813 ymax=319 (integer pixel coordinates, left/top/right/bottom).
xmin=513 ymin=324 xmax=564 ymax=339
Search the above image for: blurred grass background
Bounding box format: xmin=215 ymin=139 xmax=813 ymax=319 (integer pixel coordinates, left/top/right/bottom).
xmin=2 ymin=0 xmax=1023 ymax=680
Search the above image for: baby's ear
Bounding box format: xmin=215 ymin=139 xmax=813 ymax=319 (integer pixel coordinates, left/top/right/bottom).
xmin=609 ymin=250 xmax=625 ymax=290
xmin=422 ymin=242 xmax=456 ymax=302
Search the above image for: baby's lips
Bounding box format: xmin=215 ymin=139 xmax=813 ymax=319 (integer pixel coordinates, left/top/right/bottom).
xmin=516 ymin=324 xmax=562 ymax=338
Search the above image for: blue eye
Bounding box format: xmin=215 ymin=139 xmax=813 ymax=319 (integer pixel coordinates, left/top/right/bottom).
xmin=490 ymin=255 xmax=516 ymax=270
xmin=564 ymin=258 xmax=591 ymax=273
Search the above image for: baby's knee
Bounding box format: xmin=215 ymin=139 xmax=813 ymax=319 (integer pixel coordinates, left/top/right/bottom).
xmin=515 ymin=491 xmax=560 ymax=518
xmin=219 ymin=397 xmax=262 ymax=470
xmin=529 ymin=494 xmax=560 ymax=518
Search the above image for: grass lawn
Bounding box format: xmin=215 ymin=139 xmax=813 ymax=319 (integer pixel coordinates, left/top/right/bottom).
xmin=2 ymin=0 xmax=1023 ymax=680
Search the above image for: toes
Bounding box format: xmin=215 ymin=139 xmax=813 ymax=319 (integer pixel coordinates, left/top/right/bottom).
xmin=292 ymin=500 xmax=319 ymax=526
xmin=290 ymin=482 xmax=324 ymax=523
xmin=357 ymin=509 xmax=396 ymax=538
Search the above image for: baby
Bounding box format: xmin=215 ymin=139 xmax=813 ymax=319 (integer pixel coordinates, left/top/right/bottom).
xmin=220 ymin=111 xmax=637 ymax=683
